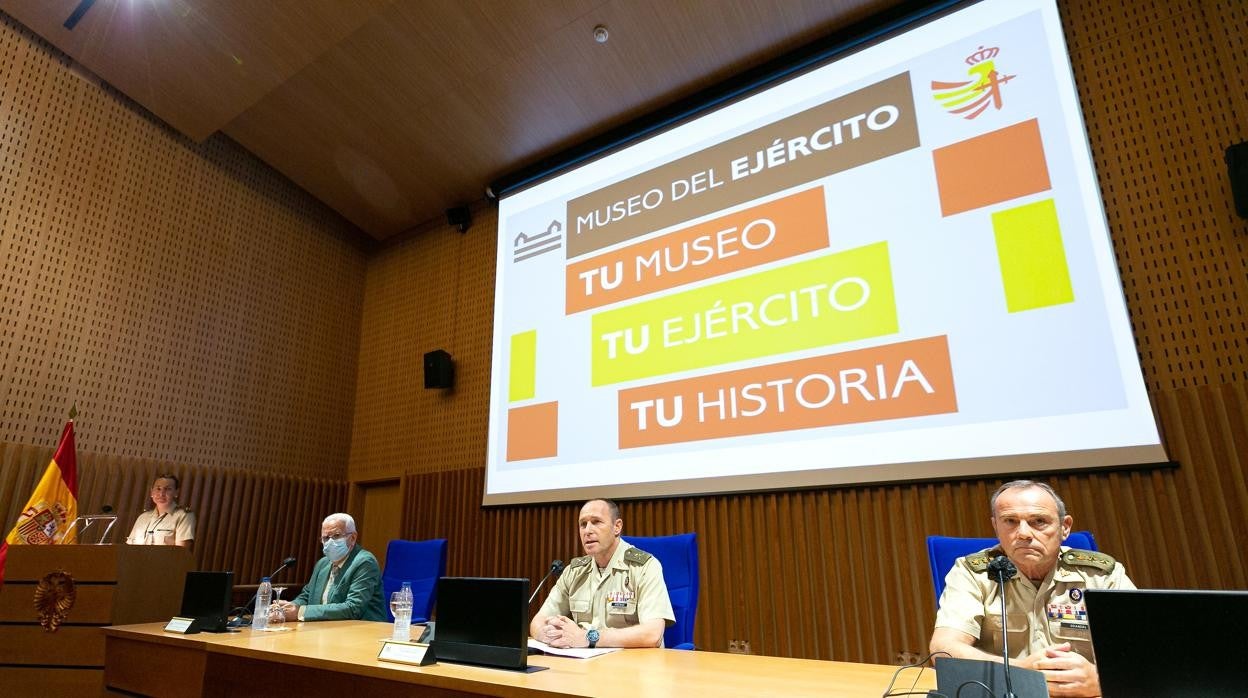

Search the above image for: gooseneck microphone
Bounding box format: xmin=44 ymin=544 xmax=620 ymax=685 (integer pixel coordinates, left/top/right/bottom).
xmin=987 ymin=555 xmax=1019 ymax=698
xmin=228 ymin=556 xmax=297 ymax=627
xmin=527 ymin=559 xmax=565 ymax=605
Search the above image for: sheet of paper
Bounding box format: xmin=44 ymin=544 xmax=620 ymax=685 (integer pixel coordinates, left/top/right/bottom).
xmin=527 ymin=638 xmax=621 ymax=659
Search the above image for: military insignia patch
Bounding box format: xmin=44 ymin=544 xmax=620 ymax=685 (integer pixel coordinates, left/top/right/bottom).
xmin=1061 ymin=549 xmax=1116 ymax=572
xmin=623 ymin=548 xmax=652 ymax=565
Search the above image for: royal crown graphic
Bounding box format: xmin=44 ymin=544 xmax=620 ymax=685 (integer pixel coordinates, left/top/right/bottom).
xmin=932 ymin=46 xmax=1016 ymax=119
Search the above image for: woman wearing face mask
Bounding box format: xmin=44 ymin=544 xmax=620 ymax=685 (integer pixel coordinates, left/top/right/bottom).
xmin=274 ymin=512 xmax=386 ymax=622
xmin=125 ymin=473 xmax=196 ymax=550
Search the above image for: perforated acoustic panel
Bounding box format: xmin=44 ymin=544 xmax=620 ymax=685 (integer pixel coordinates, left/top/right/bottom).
xmin=1062 ymin=0 xmax=1248 ymax=393
xmin=0 ymin=12 xmax=367 ymax=478
xmin=348 ymin=206 xmax=498 ymax=479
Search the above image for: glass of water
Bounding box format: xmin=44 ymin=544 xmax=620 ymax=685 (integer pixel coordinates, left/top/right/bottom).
xmin=268 ymin=586 xmax=287 ymax=627
xmin=390 ymin=591 xmax=412 ymax=641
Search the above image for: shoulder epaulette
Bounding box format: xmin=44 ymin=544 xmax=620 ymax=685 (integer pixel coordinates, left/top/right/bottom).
xmin=965 ymin=548 xmax=1001 ymax=573
xmin=569 ymin=555 xmax=592 ymax=568
xmin=623 ymin=547 xmax=653 ymax=565
xmin=1061 ymin=548 xmax=1116 ymax=572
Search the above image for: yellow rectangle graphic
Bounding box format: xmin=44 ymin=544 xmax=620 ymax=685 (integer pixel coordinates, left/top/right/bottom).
xmin=591 ymin=243 xmax=898 ymax=386
xmin=509 ymin=330 xmax=537 ymax=401
xmin=992 ymin=199 xmax=1074 ymax=312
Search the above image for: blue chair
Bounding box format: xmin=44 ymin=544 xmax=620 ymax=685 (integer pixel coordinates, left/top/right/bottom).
xmin=621 ymin=533 xmax=699 ymax=650
xmin=382 ymin=538 xmax=448 ymax=623
xmin=927 ymin=531 xmax=1096 ymax=605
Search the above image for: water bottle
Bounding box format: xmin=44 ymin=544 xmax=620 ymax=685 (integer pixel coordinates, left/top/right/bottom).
xmin=252 ymin=576 xmax=271 ymax=631
xmin=401 ymin=581 xmax=413 ymax=606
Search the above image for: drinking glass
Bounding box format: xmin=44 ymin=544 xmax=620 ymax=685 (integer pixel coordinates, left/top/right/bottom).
xmin=390 ymin=591 xmax=412 ymax=641
xmin=268 ymin=586 xmax=287 ymax=627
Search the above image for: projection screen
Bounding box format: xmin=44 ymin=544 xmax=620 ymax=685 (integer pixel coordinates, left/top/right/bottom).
xmin=484 ymin=0 xmax=1167 ymax=505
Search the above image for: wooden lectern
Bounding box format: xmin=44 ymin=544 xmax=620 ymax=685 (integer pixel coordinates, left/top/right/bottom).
xmin=0 ymin=544 xmax=193 ymax=695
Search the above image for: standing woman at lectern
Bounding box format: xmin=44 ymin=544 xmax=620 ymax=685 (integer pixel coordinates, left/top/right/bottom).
xmin=125 ymin=473 xmax=196 ymax=550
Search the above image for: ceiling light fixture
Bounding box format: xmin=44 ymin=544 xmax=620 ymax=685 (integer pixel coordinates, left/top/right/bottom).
xmin=593 ymin=25 xmax=609 ymax=44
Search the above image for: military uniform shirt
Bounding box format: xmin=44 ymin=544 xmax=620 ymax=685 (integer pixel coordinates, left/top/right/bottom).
xmin=126 ymin=505 xmax=196 ymax=546
xmin=934 ymin=546 xmax=1135 ymax=661
xmin=537 ymin=541 xmax=675 ymax=645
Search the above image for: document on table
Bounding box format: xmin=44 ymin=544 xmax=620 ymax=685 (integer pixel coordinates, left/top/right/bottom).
xmin=528 ymin=638 xmax=621 ymax=659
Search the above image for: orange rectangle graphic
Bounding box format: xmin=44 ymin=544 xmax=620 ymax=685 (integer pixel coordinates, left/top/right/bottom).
xmin=565 ymin=187 xmax=830 ymax=314
xmin=932 ymin=118 xmax=1051 ymax=217
xmin=616 ymin=336 xmax=957 ymax=448
xmin=506 ymin=401 xmax=559 ymax=461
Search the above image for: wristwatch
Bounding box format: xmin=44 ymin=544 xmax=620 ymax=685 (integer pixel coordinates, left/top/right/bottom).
xmin=586 ymin=626 xmax=600 ymax=648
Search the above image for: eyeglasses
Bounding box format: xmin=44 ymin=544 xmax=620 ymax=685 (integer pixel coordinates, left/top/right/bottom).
xmin=320 ymin=533 xmax=350 ymax=544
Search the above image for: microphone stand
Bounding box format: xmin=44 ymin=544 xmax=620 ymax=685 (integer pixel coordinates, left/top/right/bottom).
xmin=988 ymin=556 xmax=1019 ymax=698
xmin=228 ymin=557 xmax=296 ymax=627
xmin=528 ymin=560 xmax=565 ymax=605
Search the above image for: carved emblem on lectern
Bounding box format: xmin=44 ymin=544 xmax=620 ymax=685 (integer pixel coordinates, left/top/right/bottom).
xmin=34 ymin=570 xmax=76 ymax=632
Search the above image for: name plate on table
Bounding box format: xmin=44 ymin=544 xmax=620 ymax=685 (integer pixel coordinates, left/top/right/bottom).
xmin=164 ymin=617 xmax=199 ymax=634
xmin=378 ymin=641 xmax=436 ymax=666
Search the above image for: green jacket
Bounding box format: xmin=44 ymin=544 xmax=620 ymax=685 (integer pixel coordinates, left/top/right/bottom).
xmin=293 ymin=544 xmax=386 ymax=621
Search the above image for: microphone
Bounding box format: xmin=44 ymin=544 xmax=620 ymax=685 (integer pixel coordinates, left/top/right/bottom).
xmin=228 ymin=556 xmax=297 ymax=627
xmin=987 ymin=555 xmax=1019 ymax=698
xmin=527 ymin=559 xmax=564 ymax=605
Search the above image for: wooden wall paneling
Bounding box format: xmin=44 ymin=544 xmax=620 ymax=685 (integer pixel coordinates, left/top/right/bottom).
xmin=0 ymin=12 xmax=366 ymax=478
xmin=206 ymin=465 xmax=234 ymax=572
xmin=1207 ymin=0 xmax=1248 ymax=128
xmin=205 ymin=464 xmax=237 ymax=573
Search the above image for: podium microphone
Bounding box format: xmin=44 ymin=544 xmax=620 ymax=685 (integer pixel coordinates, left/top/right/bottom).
xmin=228 ymin=556 xmax=297 ymax=627
xmin=527 ymin=560 xmax=564 ymax=605
xmin=987 ymin=555 xmax=1020 ymax=698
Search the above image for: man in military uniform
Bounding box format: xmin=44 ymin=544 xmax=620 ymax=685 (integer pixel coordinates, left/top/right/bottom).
xmin=125 ymin=474 xmax=196 ymax=549
xmin=930 ymin=480 xmax=1135 ymax=697
xmin=530 ymin=499 xmax=674 ymax=648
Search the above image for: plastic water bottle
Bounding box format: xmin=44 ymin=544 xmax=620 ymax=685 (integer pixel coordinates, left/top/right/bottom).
xmin=252 ymin=576 xmax=271 ymax=631
xmin=401 ymin=581 xmax=413 ymax=606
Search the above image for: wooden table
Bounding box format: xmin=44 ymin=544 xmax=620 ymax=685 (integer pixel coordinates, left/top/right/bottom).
xmin=104 ymin=621 xmax=935 ymax=697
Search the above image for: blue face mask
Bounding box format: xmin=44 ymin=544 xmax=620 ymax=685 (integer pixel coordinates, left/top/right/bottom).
xmin=323 ymin=536 xmax=350 ymax=563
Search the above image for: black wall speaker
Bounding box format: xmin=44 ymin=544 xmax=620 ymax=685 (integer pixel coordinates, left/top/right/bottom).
xmin=424 ymin=349 xmax=454 ymax=389
xmin=1227 ymin=141 xmax=1248 ymax=220
xmin=446 ymin=206 xmax=471 ymax=232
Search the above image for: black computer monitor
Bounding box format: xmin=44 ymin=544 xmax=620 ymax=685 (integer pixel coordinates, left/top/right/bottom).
xmin=431 ymin=577 xmax=529 ymax=671
xmin=179 ymin=571 xmax=234 ymax=633
xmin=1086 ymin=588 xmax=1246 ymax=697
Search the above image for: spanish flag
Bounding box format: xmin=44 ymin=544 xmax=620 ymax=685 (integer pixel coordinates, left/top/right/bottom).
xmin=0 ymin=421 xmax=78 ymax=583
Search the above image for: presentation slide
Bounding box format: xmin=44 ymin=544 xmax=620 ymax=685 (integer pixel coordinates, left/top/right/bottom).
xmin=485 ymin=0 xmax=1166 ymax=505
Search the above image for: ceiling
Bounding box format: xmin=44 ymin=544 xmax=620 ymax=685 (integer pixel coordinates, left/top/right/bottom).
xmin=1 ymin=0 xmax=910 ymax=240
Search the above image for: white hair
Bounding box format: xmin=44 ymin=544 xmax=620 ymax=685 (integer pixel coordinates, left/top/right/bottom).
xmin=323 ymin=512 xmax=356 ymax=533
